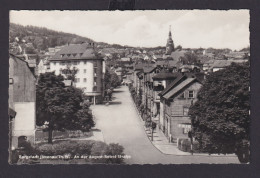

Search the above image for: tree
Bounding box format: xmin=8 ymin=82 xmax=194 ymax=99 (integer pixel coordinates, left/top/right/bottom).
xmin=104 ymin=68 xmax=121 ymax=90
xmin=60 ymin=65 xmax=79 ymax=82
xmin=36 ymin=72 xmax=95 ymax=143
xmin=189 ymin=62 xmax=250 ymax=163
xmin=180 ymin=52 xmax=199 ymax=65
xmin=175 ymin=45 xmax=182 ymax=51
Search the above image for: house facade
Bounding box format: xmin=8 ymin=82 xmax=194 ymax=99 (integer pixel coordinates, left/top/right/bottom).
xmin=9 ymin=54 xmax=36 ymax=149
xmin=49 ymin=43 xmax=105 ymax=104
xmin=159 ymin=76 xmax=202 ymax=142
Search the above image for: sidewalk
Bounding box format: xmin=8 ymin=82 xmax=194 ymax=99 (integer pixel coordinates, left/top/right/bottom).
xmin=145 ymin=125 xmax=191 ymax=155
xmin=130 ymin=95 xmax=237 ymax=157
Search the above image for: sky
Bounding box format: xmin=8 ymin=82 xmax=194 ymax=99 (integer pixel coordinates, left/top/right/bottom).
xmin=10 ymin=10 xmax=249 ymax=50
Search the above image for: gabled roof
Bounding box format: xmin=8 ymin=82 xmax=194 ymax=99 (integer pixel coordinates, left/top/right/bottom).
xmin=162 ymin=78 xmax=197 ymax=99
xmin=159 ymin=74 xmax=187 ymax=96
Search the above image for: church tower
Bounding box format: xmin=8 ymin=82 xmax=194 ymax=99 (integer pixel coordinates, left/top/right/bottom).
xmin=166 ymin=25 xmax=174 ymax=55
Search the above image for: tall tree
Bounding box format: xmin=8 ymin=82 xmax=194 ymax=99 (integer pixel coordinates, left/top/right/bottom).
xmin=189 ymin=62 xmax=250 ymax=163
xmin=36 ymin=72 xmax=95 ymax=143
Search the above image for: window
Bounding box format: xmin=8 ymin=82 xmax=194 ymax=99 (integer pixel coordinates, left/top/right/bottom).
xmin=84 ymin=69 xmax=87 ymax=73
xmin=93 ymin=86 xmax=97 ymax=91
xmin=84 ymin=78 xmax=87 ymax=82
xmin=183 ymin=127 xmax=190 ymax=134
xmin=84 ymin=61 xmax=87 ymax=64
xmin=94 ymin=68 xmax=97 ymax=74
xmin=80 ymin=53 xmax=83 ymax=56
xmin=183 ymin=107 xmax=189 ymax=116
xmin=188 ymin=91 xmax=194 ymax=98
xmin=9 ymin=78 xmax=13 ymax=84
xmin=53 ymin=62 xmax=56 ymax=65
xmin=73 ymin=61 xmax=77 ymax=65
xmin=75 ymin=78 xmax=80 ymax=83
xmin=94 ymin=77 xmax=97 ymax=82
xmin=73 ymin=53 xmax=77 ymax=57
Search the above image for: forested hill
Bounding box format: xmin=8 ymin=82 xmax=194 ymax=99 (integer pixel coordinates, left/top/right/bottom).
xmin=9 ymin=23 xmax=107 ymax=52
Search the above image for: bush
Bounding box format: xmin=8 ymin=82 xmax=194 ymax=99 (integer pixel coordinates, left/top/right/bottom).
xmin=178 ymin=138 xmax=200 ymax=153
xmin=18 ymin=140 xmax=125 ymax=164
xmin=105 ymin=143 xmax=124 ymax=164
xmin=36 ymin=140 xmax=95 ymax=157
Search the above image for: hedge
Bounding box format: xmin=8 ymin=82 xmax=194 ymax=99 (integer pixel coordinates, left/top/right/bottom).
xmin=178 ymin=138 xmax=200 ymax=153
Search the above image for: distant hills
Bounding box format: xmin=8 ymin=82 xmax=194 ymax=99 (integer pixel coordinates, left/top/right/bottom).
xmin=9 ymin=23 xmax=127 ymax=53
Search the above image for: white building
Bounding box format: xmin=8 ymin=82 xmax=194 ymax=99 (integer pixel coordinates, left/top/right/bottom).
xmin=49 ymin=43 xmax=105 ymax=104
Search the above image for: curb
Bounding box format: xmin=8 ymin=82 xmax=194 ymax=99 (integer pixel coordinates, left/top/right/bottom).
xmin=128 ymin=88 xmax=237 ymax=158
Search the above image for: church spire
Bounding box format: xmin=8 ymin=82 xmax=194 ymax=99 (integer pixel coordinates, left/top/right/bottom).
xmin=169 ymin=25 xmax=172 ymax=37
xmin=166 ymin=25 xmax=174 ymax=55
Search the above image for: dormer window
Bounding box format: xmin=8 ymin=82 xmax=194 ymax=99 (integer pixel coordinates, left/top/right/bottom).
xmin=73 ymin=53 xmax=77 ymax=57
xmin=67 ymin=54 xmax=70 ymax=57
xmin=80 ymin=53 xmax=83 ymax=57
xmin=60 ymin=54 xmax=65 ymax=58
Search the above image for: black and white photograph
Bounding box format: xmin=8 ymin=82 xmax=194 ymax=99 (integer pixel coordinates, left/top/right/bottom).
xmin=8 ymin=10 xmax=250 ymax=164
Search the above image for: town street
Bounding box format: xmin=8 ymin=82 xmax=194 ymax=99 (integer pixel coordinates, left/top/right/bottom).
xmin=91 ymin=86 xmax=240 ymax=164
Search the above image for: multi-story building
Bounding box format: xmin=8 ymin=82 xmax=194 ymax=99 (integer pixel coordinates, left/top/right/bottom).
xmin=9 ymin=53 xmax=36 ymax=149
xmin=49 ymin=43 xmax=105 ymax=104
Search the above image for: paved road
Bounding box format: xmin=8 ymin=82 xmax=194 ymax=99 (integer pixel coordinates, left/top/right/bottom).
xmin=91 ymin=86 xmax=239 ymax=164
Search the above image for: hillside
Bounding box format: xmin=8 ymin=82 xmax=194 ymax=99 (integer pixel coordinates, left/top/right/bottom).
xmin=9 ymin=23 xmax=119 ymax=54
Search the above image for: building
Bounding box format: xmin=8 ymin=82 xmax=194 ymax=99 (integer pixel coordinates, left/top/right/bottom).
xmin=152 ymin=71 xmax=182 ymax=123
xmin=49 ymin=43 xmax=105 ymax=104
xmin=159 ymin=75 xmax=202 ymax=142
xmin=38 ymin=58 xmax=50 ymax=74
xmin=165 ymin=26 xmax=175 ymax=55
xmin=210 ymin=59 xmax=246 ymax=72
xmin=9 ymin=53 xmax=36 ymax=149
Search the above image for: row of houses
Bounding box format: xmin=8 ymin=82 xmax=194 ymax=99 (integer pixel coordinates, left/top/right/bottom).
xmin=131 ymin=61 xmax=204 ymax=142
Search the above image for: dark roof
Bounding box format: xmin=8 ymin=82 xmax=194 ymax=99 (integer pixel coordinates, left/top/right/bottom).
xmin=143 ymin=66 xmax=156 ymax=73
xmin=134 ymin=63 xmax=155 ymax=71
xmin=50 ymin=43 xmax=103 ymax=61
xmin=153 ymin=72 xmax=181 ymax=80
xmin=162 ymin=78 xmax=197 ymax=99
xmin=155 ymin=60 xmax=179 ymax=68
xmin=159 ymin=74 xmax=187 ymax=96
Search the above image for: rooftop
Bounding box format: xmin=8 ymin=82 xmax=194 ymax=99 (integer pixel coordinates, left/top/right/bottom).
xmin=50 ymin=43 xmax=104 ymax=61
xmin=153 ymin=72 xmax=181 ymax=80
xmin=162 ymin=78 xmax=197 ymax=99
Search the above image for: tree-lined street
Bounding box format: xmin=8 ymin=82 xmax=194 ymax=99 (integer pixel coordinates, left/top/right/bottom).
xmin=91 ymin=86 xmax=239 ymax=164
